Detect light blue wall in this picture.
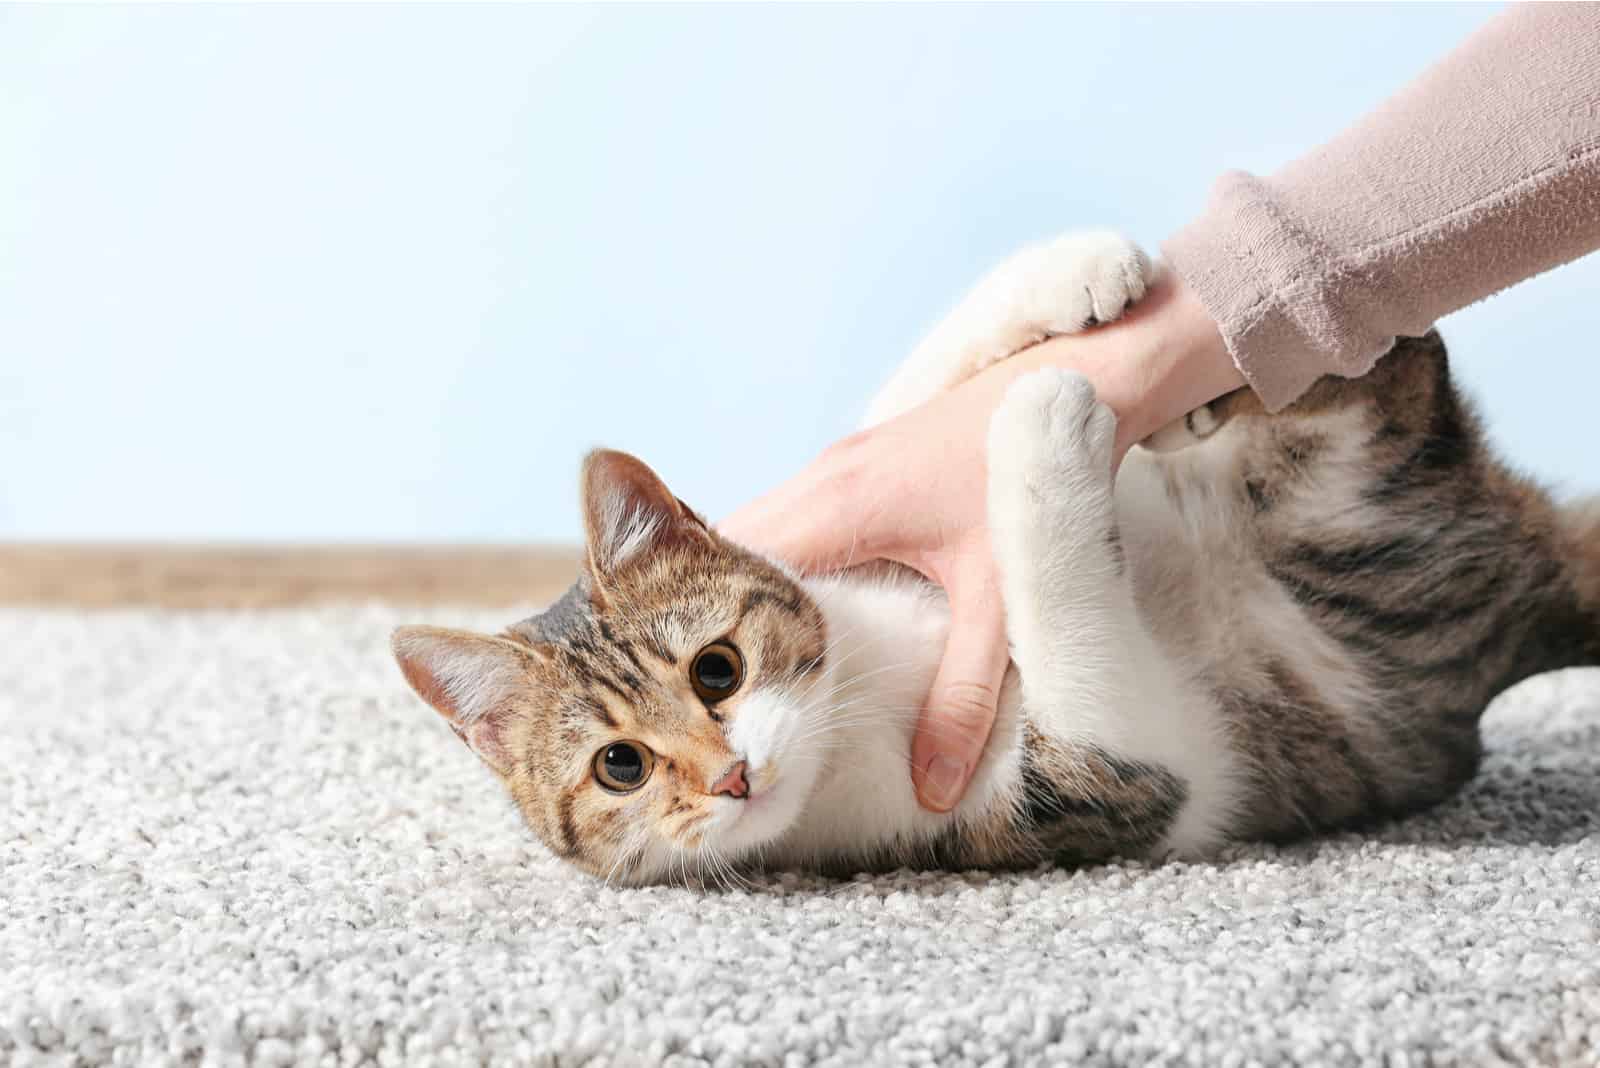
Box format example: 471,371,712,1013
3,2,1594,542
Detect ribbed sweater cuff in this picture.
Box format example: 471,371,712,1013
1163,171,1392,413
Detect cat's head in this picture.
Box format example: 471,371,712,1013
392,449,832,884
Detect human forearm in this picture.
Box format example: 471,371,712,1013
1164,3,1600,410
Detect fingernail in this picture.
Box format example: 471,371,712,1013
921,754,968,811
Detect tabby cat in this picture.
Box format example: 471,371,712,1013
393,233,1600,884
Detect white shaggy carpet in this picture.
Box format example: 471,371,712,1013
3,605,1599,1067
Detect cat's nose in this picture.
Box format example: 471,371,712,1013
710,760,749,799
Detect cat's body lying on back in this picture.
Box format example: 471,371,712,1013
395,233,1600,884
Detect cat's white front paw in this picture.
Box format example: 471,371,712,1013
862,231,1152,430
1002,231,1153,335
988,368,1118,495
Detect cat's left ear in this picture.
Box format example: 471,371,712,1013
391,625,546,776
580,448,710,576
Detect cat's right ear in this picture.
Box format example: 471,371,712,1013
391,625,545,777
580,448,709,578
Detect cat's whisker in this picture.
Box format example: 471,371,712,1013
700,838,739,893
786,705,922,745
677,846,696,892
704,841,751,893
601,840,633,887
816,656,920,695
615,834,652,887
784,626,870,688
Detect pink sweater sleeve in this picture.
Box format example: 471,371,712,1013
1162,4,1600,411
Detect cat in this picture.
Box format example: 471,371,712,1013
392,232,1600,885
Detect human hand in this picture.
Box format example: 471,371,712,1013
720,271,1241,812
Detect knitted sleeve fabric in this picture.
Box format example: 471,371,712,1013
1162,3,1600,411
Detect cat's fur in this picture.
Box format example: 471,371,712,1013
393,232,1600,884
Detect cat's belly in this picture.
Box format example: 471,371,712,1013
1115,443,1297,673
1114,438,1375,726
769,451,1246,873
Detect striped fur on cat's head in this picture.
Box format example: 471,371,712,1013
392,450,832,884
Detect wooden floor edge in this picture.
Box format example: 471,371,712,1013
0,545,585,609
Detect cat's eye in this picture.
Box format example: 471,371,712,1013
593,741,655,792
690,641,744,702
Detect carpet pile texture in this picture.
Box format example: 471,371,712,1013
3,606,1598,1066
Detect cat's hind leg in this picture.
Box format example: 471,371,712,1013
863,232,1152,428
986,368,1238,858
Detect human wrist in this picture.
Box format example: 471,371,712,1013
1002,267,1240,456
1120,267,1242,446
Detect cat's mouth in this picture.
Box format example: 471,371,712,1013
733,769,779,813
712,768,801,852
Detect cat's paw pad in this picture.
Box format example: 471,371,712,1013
1007,231,1153,335
989,368,1117,486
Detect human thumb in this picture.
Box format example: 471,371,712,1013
911,564,1010,812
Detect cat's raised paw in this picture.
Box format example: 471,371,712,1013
1007,231,1153,336
988,368,1118,489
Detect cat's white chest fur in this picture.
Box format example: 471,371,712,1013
744,572,1028,868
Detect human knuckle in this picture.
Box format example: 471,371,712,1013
938,682,998,724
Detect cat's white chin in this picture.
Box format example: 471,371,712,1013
712,687,830,860
709,777,805,859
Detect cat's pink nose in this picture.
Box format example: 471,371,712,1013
711,760,749,799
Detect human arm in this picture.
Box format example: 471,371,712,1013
1166,2,1600,410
